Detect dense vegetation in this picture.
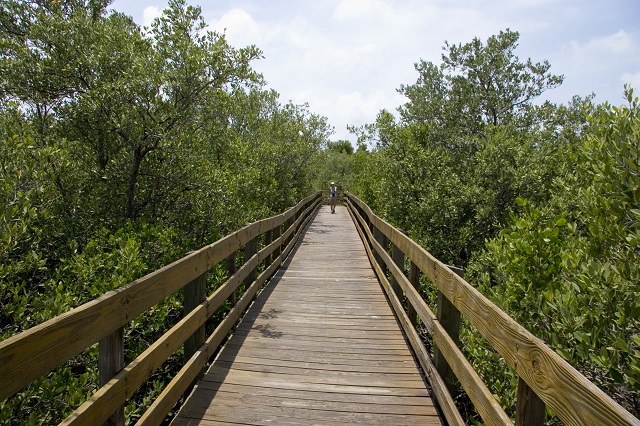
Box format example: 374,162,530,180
1,0,638,424
1,0,330,423
345,30,639,421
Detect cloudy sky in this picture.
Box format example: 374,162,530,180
110,0,640,142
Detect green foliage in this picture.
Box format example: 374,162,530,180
1,0,330,422
466,88,640,417
352,30,576,267
351,27,638,420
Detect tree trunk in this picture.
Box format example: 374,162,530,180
126,144,143,220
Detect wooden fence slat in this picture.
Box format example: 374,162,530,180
516,377,546,426
98,328,124,426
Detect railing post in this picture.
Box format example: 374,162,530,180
184,273,207,380
273,221,282,262
434,267,463,393
99,328,124,426
244,237,258,290
226,251,237,307
285,216,294,248
264,229,273,266
391,244,404,298
407,261,420,327
516,377,546,426
372,227,388,276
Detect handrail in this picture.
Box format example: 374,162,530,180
345,192,640,426
0,192,322,425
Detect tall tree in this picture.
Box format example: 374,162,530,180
353,29,572,266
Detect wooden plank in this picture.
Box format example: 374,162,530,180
98,328,124,426
347,198,510,425
172,205,441,425
186,382,433,406
213,355,420,374
198,372,430,397
182,390,439,416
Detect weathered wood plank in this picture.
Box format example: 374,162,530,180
171,206,441,425
187,382,434,406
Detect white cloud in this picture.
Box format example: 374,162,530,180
332,0,397,22
210,8,263,47
544,30,640,103
621,72,640,90
572,30,636,56
142,6,162,28
113,1,639,142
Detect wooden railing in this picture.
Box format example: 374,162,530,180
0,192,322,425
345,192,640,426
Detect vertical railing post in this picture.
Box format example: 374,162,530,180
244,237,258,300
407,261,420,327
226,251,237,307
273,220,282,262
264,229,273,266
184,273,207,381
391,244,404,298
372,227,388,276
434,267,462,393
99,328,124,426
285,216,294,249
516,377,546,426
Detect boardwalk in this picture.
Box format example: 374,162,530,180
172,205,442,425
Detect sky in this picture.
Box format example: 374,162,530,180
110,0,640,142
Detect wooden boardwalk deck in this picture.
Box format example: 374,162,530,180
171,205,442,425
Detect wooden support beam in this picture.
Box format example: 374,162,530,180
226,252,237,307
183,273,207,377
99,327,124,426
434,268,463,394
263,229,273,266
407,262,420,328
391,243,404,298
516,377,546,426
372,227,388,277
244,237,258,303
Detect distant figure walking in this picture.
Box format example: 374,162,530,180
329,182,338,213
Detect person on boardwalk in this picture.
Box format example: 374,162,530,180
329,182,338,213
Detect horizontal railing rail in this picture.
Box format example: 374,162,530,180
0,192,322,425
345,192,639,426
